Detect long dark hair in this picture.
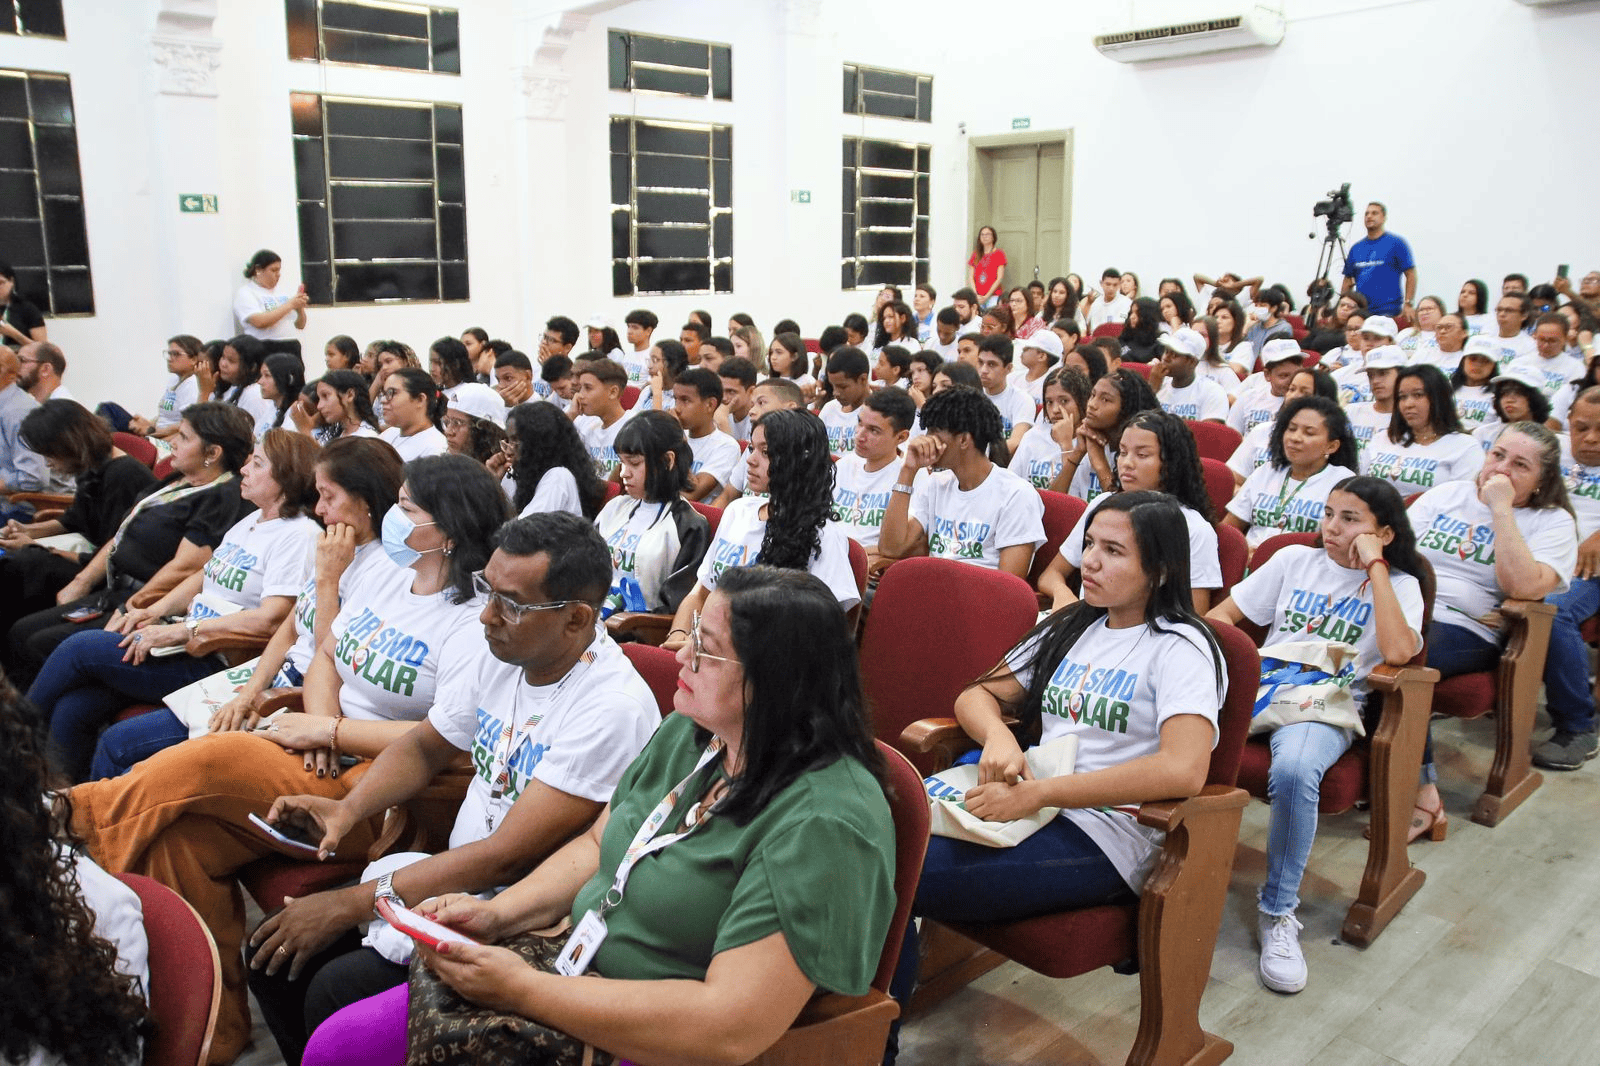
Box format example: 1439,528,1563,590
0,671,149,1064
429,337,475,390
1120,297,1162,349
1492,378,1552,425
1097,368,1162,450
318,369,379,435
1457,278,1489,318
262,353,305,429
754,409,834,570
1044,276,1078,322
506,402,606,519
21,399,112,474
710,567,886,825
988,492,1225,730
223,335,266,405
1328,476,1424,580
404,454,512,603
613,410,691,502
1267,396,1360,473
317,436,404,532
1389,364,1466,445
1114,411,1216,522
326,334,360,371
389,367,445,430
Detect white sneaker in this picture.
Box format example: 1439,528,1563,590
1257,911,1307,993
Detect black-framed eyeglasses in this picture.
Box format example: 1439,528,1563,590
471,571,575,622
688,610,740,673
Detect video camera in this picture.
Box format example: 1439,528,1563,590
1313,183,1353,228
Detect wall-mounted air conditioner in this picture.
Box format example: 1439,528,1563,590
1513,0,1583,6
1094,6,1286,63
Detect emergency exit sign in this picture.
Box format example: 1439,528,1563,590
1011,117,1031,130
790,190,811,204
179,194,219,213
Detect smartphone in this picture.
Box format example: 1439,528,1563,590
375,896,479,950
247,812,321,855
1558,264,1570,280
64,606,104,623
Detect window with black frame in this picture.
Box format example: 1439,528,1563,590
841,137,928,291
291,92,468,304
610,116,731,297
608,30,730,100
285,0,459,73
0,69,93,315
842,64,931,122
1,0,65,38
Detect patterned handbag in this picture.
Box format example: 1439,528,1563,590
406,920,616,1066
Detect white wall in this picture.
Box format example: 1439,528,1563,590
7,0,1598,408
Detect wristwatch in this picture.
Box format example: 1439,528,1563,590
185,616,201,639
373,871,402,916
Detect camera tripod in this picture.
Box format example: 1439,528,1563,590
1308,221,1348,311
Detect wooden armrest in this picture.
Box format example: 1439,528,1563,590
897,715,1024,776
605,612,675,646
186,630,271,665
8,491,75,509
367,752,475,860
1136,783,1249,833
746,989,898,1066
256,687,304,715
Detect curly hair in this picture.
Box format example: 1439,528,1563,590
1096,368,1162,449
1114,410,1216,522
753,409,834,571
919,384,1010,466
1267,396,1361,474
506,402,607,519
0,671,148,1063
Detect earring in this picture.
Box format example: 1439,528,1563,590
444,546,454,557
204,459,212,467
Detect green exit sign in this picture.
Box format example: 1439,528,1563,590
790,189,811,204
179,194,219,214
1011,117,1031,130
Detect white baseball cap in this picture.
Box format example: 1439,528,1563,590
1157,327,1205,361
584,313,610,331
1260,338,1305,367
1494,365,1546,393
447,383,508,428
1362,344,1406,370
1021,330,1065,360
1461,335,1500,360
1360,315,1398,340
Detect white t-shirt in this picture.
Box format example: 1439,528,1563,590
1471,419,1509,452
985,383,1038,437
1063,492,1222,591
1009,368,1051,406
1010,421,1067,490
1006,617,1222,891
233,382,277,436
1230,544,1424,702
831,454,921,551
818,400,860,457
380,425,449,461
1454,385,1497,429
1226,463,1358,549
429,631,660,848
695,495,860,610
1561,437,1600,542
155,373,200,430
1157,376,1230,422
190,513,319,622
1464,313,1493,336
1225,387,1283,437
1486,333,1537,369
1086,294,1132,332
574,410,634,479
1067,444,1117,502
1344,402,1393,456
1411,479,1577,642
1360,432,1484,493
687,429,741,491
233,280,300,340
1226,422,1273,479
328,561,487,721
629,383,675,412
1506,352,1584,401
727,411,752,444
1220,341,1255,379
518,466,583,518
1331,360,1374,406
616,348,651,388
909,465,1045,569
283,540,389,680
1196,360,1244,396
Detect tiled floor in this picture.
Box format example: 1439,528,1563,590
236,714,1600,1066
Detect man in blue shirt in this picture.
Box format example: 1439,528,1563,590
0,346,47,521
1341,201,1416,320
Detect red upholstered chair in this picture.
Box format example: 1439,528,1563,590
622,642,680,716
1213,521,1248,601
902,621,1258,1066
116,872,222,1066
1028,490,1088,591
1231,532,1440,945
1092,322,1124,340
602,480,622,504
858,557,1039,751
621,384,640,409
804,338,822,356
115,431,159,468
153,455,175,481
689,501,722,540
1200,457,1236,518
608,505,723,645
1284,314,1306,333
1122,360,1152,380
1187,420,1242,464
1300,350,1322,369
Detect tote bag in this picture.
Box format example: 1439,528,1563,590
924,734,1078,848
1250,639,1362,736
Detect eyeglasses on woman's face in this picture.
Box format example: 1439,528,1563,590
688,610,740,673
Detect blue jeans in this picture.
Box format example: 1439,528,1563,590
1421,620,1502,785
885,815,1133,1062
89,707,190,780
1543,578,1600,735
1259,721,1353,915
26,627,220,781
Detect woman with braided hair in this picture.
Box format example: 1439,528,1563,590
663,409,858,649
0,669,148,1065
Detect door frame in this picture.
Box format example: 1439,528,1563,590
967,129,1074,286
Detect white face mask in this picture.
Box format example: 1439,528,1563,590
1255,305,1273,320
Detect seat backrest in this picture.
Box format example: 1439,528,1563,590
871,742,931,993
1300,350,1321,368
1213,521,1249,600
1200,457,1236,518
621,384,641,409
1206,620,1261,787
114,431,158,468
602,481,622,504
689,501,722,540
860,557,1039,748
1187,420,1243,464
621,643,679,718
1121,360,1151,380
1028,490,1087,586
153,455,175,481
115,872,220,1066
1091,322,1123,340
847,537,868,600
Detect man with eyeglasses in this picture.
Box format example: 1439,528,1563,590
246,513,660,1063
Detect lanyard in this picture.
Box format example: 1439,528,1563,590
488,643,597,801
105,474,232,586
598,739,726,918
1264,470,1312,529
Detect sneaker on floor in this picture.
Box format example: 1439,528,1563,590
1257,911,1307,994
1532,730,1600,771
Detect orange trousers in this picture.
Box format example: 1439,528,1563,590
71,732,381,1065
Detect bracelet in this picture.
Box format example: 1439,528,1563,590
891,482,914,495
666,628,689,638
330,715,342,755
1364,558,1389,575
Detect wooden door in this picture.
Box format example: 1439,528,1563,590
989,146,1037,295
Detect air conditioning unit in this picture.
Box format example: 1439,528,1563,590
1513,0,1582,6
1094,6,1286,63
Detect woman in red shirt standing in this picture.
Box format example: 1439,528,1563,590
967,226,1007,309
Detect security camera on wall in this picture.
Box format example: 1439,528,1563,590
957,121,966,135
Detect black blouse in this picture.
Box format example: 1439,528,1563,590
106,476,254,583
59,455,159,548
1,297,46,349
